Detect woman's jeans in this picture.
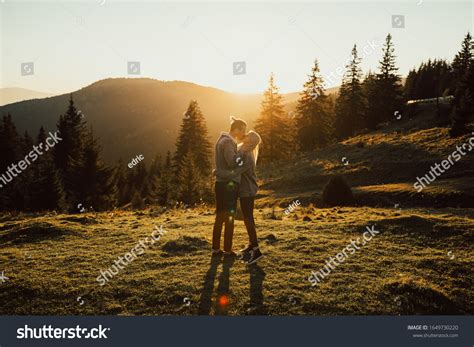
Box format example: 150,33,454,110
240,196,259,247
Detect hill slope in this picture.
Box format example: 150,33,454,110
257,110,474,209
0,78,298,163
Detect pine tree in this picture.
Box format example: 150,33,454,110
173,100,212,202
374,33,403,123
53,94,87,200
147,154,162,204
149,154,162,179
135,162,150,200
362,71,381,130
295,62,333,150
334,45,366,139
452,33,473,81
0,114,23,210
65,128,115,211
114,159,129,206
404,68,418,100
450,32,473,136
0,114,22,171
156,151,173,206
176,150,201,205
174,100,212,177
255,73,292,162
19,131,35,210
30,126,64,211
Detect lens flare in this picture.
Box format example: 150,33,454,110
218,295,229,307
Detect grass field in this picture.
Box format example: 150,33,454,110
1,205,473,315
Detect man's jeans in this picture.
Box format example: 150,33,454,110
212,181,239,252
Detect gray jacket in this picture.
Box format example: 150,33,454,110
214,132,241,183
237,149,258,198
215,147,257,197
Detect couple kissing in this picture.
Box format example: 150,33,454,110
211,117,263,265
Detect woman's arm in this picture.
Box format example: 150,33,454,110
213,152,251,179
214,165,248,179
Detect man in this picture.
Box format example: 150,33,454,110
212,117,247,257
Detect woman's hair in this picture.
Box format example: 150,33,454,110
241,130,261,164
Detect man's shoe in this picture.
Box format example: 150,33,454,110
223,250,237,258
247,248,263,265
212,249,223,257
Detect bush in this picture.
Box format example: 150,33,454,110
322,175,354,206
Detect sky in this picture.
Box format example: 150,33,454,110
1,0,472,95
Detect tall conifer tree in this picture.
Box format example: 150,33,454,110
255,73,292,162
375,33,403,122
451,32,473,136
334,45,366,139
173,100,212,203
295,62,333,150
66,128,115,211
30,126,64,211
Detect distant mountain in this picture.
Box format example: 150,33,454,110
0,78,302,164
0,88,54,106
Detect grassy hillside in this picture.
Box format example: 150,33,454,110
0,206,472,315
257,110,474,209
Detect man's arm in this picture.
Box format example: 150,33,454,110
222,138,239,168
214,161,250,179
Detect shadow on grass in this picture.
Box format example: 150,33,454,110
197,255,221,315
197,255,267,315
215,256,235,316
247,264,266,315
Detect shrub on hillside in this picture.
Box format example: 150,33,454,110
322,175,354,206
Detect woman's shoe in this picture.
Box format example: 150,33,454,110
247,248,263,265
238,245,253,261
238,245,253,254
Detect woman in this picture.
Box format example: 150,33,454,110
215,130,263,265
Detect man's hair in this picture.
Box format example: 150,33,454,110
230,116,247,132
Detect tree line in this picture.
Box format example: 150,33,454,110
0,97,213,212
254,32,474,162
1,32,472,211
